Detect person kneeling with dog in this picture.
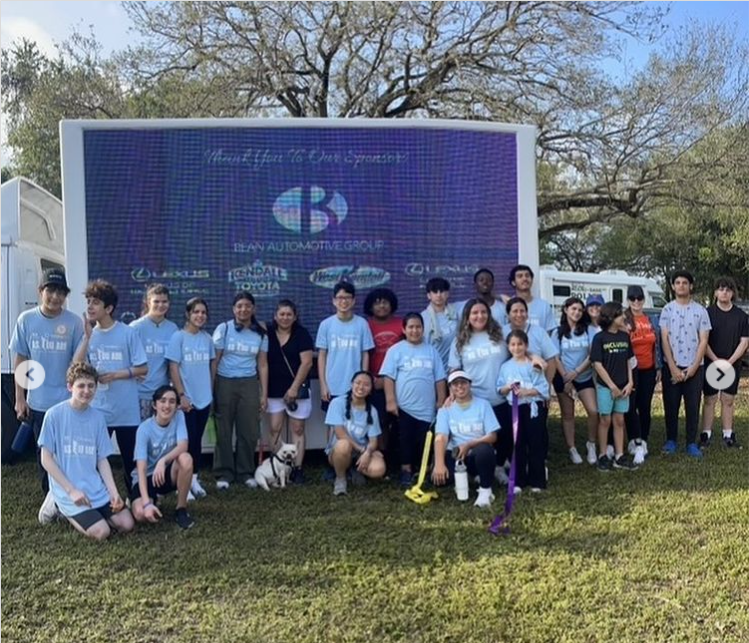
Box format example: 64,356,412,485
324,371,386,496
431,370,500,508
130,385,195,530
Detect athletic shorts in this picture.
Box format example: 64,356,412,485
129,462,177,502
596,385,630,416
704,373,740,397
69,503,114,530
267,397,312,420
552,374,595,395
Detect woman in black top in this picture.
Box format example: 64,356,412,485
266,300,314,483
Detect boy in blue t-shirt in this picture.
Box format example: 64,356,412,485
129,385,195,530
11,268,85,493
37,362,135,540
73,279,148,492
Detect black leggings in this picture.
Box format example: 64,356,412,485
397,410,431,471
444,442,497,489
185,405,211,474
514,404,548,489
625,368,657,443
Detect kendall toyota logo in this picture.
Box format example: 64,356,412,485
131,268,211,282
273,186,348,234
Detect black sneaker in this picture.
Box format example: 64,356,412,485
613,455,638,471
723,433,742,449
597,455,611,472
700,431,712,447
175,508,195,530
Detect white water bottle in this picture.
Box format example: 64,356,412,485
454,459,469,501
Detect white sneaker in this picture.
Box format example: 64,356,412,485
530,487,543,493
333,477,348,496
605,445,615,460
586,441,598,465
187,490,196,502
474,487,495,508
190,476,207,498
216,480,230,491
494,465,509,486
569,447,583,465
245,478,258,489
38,490,60,525
633,445,646,465
512,486,523,494
627,439,637,455
641,440,649,457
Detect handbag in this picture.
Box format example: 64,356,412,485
279,336,310,399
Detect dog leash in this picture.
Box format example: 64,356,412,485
489,387,520,536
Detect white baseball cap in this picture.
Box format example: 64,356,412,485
447,370,472,385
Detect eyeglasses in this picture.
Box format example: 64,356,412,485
628,296,644,302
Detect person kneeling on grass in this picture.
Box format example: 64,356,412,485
432,370,499,508
130,385,195,530
591,302,637,472
37,362,135,541
325,371,386,496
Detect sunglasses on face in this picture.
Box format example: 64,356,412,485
628,296,644,301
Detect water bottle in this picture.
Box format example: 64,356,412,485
454,459,469,501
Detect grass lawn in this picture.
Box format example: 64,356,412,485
2,389,748,643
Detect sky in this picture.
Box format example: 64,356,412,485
1,0,748,164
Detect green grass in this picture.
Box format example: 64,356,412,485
3,390,749,643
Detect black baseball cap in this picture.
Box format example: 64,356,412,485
40,268,70,293
627,285,645,300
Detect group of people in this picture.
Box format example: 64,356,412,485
10,264,747,539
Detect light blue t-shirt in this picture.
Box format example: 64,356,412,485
527,297,557,333
379,340,446,422
435,396,499,451
420,305,459,370
10,308,84,411
448,332,509,406
130,316,179,400
324,394,381,454
497,359,551,412
315,315,375,397
166,330,215,410
38,400,114,517
659,301,712,367
503,323,559,361
454,299,508,327
552,328,594,382
131,411,188,486
213,321,268,378
86,322,148,427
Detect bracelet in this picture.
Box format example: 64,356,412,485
127,367,133,379
143,502,155,510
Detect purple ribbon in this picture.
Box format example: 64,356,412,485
488,388,520,536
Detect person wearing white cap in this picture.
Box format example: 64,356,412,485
432,370,499,507
10,268,84,499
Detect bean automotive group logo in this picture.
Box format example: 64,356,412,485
273,186,348,234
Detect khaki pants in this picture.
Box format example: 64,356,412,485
213,375,260,483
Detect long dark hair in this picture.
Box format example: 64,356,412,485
557,297,590,340
233,291,266,337
345,371,375,425
455,298,503,355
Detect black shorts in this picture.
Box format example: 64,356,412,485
553,373,595,395
704,377,740,397
69,503,113,530
129,462,177,502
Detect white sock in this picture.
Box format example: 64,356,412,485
703,430,712,438
723,429,733,438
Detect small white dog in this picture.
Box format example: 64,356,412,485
254,443,298,491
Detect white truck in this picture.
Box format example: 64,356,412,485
1,177,66,460
538,267,666,318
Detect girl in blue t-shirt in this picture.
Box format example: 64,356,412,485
552,297,599,466
380,313,447,487
324,371,386,496
497,330,550,492
166,297,216,499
